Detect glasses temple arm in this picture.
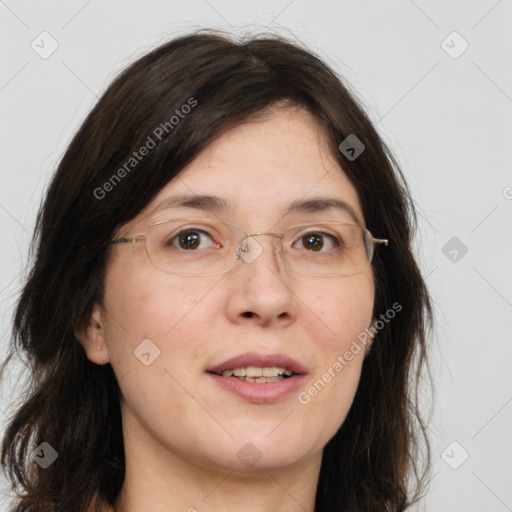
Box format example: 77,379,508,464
372,237,389,246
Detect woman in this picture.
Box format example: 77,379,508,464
1,29,434,511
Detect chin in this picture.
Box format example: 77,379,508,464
193,436,315,473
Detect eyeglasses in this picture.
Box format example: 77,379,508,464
108,218,388,277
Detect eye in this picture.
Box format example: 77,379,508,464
170,228,221,251
293,231,340,252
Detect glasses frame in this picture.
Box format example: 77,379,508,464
108,218,389,277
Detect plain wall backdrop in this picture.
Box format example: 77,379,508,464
1,1,511,510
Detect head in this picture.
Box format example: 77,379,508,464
1,29,433,512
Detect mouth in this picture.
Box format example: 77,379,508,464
205,352,308,403
206,351,308,379
209,365,297,383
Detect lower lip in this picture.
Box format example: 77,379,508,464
206,372,307,404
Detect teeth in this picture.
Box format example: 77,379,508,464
236,376,284,383
246,365,263,377
220,366,294,378
262,366,284,377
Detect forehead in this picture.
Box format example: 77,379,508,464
135,107,365,229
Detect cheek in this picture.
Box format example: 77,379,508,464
311,272,375,344
100,269,220,425
298,273,374,425
101,259,219,370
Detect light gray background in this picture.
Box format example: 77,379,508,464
1,1,511,511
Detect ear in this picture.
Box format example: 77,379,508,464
75,302,111,366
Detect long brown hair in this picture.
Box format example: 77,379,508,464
1,29,434,511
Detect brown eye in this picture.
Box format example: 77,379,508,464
178,231,200,250
295,232,338,252
302,234,323,251
172,229,214,251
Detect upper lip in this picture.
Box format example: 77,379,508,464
207,352,308,375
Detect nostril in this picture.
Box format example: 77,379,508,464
243,311,254,318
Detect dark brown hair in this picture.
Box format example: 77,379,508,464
1,29,434,512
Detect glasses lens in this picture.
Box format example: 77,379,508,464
283,222,372,277
145,219,240,276
143,219,375,277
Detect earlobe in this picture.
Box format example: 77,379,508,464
75,303,111,366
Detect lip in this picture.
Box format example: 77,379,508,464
206,352,309,376
206,352,308,404
206,372,307,404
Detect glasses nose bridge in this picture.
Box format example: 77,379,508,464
235,231,284,263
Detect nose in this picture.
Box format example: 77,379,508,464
225,234,298,328
235,233,282,265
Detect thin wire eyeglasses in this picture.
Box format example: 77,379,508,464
108,218,389,277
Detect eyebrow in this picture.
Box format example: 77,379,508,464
146,194,363,225
286,197,363,225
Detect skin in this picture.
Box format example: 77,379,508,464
78,106,375,512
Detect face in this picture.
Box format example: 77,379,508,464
81,106,375,476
